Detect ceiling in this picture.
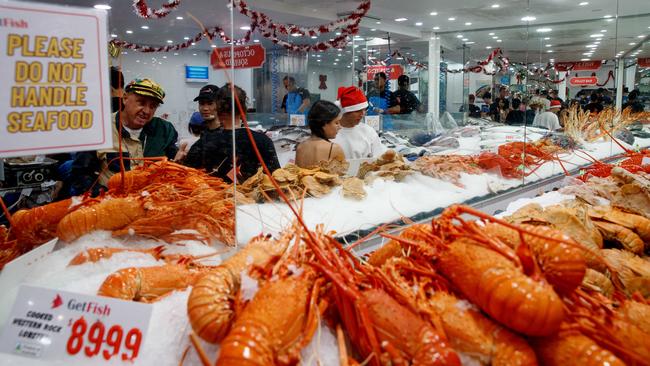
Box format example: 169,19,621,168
15,0,650,67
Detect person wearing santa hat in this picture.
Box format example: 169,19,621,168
333,86,387,159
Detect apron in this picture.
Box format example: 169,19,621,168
368,95,393,130
286,92,304,115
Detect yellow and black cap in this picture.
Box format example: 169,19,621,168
124,78,165,104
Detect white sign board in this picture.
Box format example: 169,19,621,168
289,114,306,127
0,1,112,158
365,115,381,132
0,285,152,363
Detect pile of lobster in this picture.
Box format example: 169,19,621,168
0,159,236,269
477,141,569,179
77,197,649,365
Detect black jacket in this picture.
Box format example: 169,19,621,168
185,128,280,182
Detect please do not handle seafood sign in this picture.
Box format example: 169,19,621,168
0,1,113,158
0,285,151,364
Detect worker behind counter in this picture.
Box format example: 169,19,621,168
174,84,220,162
66,78,179,196
281,76,311,115
390,75,424,115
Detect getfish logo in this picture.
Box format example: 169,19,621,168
0,18,28,28
51,294,63,309
68,299,111,317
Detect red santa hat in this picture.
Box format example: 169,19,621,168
336,86,368,113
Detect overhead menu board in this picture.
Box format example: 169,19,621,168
0,1,112,158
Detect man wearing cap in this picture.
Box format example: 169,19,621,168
68,78,179,195
390,75,424,115
533,99,562,131
175,85,221,162
333,86,387,159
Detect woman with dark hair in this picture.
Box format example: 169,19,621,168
185,84,280,182
295,100,345,168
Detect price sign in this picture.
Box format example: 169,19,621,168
289,114,306,127
0,285,151,363
365,115,382,132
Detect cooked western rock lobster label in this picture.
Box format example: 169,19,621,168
0,285,151,363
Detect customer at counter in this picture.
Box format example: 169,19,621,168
333,86,387,159
68,78,179,196
533,99,562,131
295,100,346,168
174,85,220,162
460,94,481,118
505,98,525,125
281,76,311,115
390,75,423,114
185,84,280,182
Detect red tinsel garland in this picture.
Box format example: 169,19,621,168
233,0,370,38
133,0,181,19
112,24,255,53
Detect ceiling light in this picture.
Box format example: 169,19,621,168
586,44,598,48
173,52,178,55
141,25,149,30
253,39,260,43
603,14,613,18
629,42,636,45
489,32,495,36
433,26,440,30
317,59,321,62
191,42,196,45
333,63,337,65
448,17,456,21
93,4,111,10
370,28,376,31
521,16,536,22
395,18,407,22
547,50,553,53
166,40,173,44
595,38,602,41
210,45,216,48
338,53,342,56
544,37,551,40
430,11,438,16
466,41,475,44
590,34,603,38
465,22,472,26
546,44,552,47
600,29,607,32
486,46,492,49
579,1,589,5
549,58,555,62
183,37,190,40
583,52,592,55
176,16,183,20
491,4,500,8
192,53,197,56
396,57,404,60
594,41,600,44
456,34,463,38
492,36,498,39
291,33,301,37
376,21,381,24
462,38,468,41
335,58,340,61
240,26,251,30
605,18,614,22
536,28,552,33
581,58,591,61
310,35,317,39
126,30,133,34
415,22,423,26
496,39,502,42
110,34,117,38
638,35,646,38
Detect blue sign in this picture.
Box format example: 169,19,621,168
185,65,209,82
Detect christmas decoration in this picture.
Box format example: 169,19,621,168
133,0,181,19
360,50,428,70
319,74,328,90
233,0,370,38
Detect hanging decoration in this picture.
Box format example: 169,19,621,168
318,75,328,90
359,50,428,70
111,24,256,53
133,0,181,19
442,48,509,75
596,70,615,86
233,0,370,38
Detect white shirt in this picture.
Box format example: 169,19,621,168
533,111,561,131
333,123,387,159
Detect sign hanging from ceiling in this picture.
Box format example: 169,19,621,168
211,44,266,70
0,1,112,158
639,58,650,68
367,65,404,80
554,60,602,72
569,76,598,86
